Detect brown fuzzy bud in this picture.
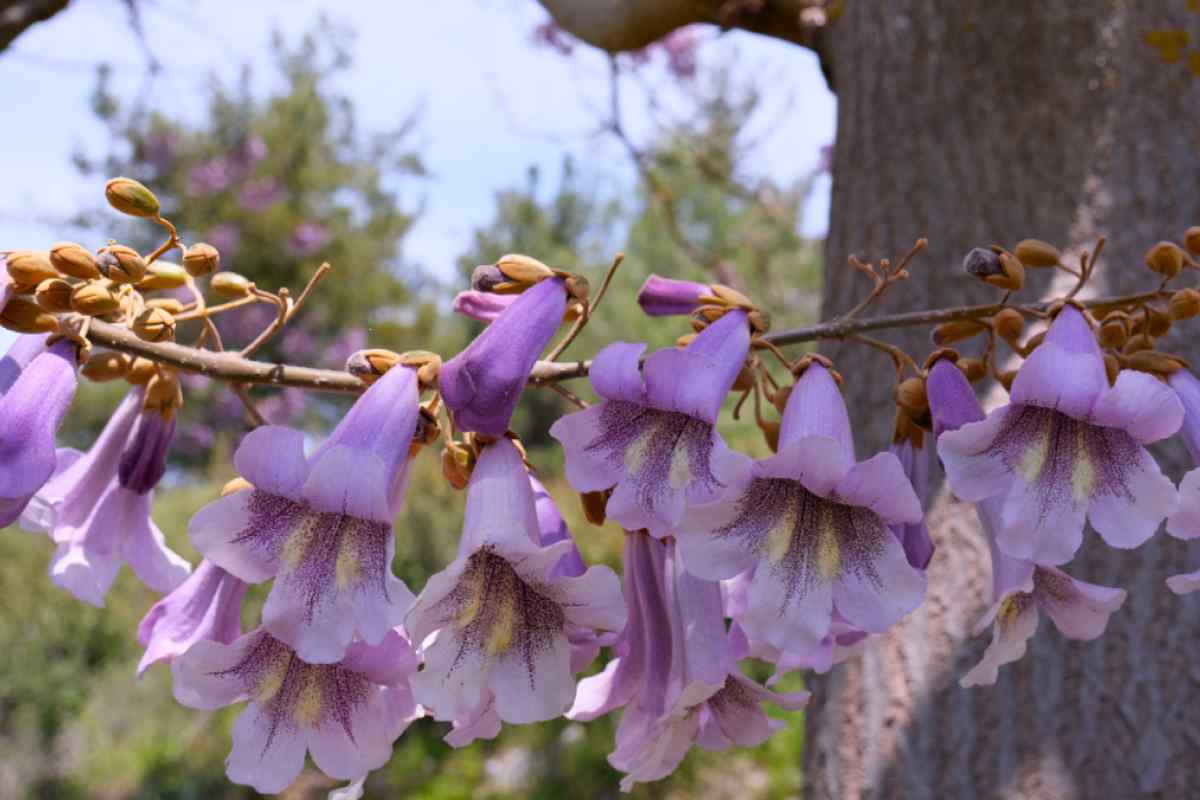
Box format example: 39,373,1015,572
210,271,252,297
770,384,792,414
346,348,402,384
1146,306,1173,338
132,307,177,342
580,490,609,526
1185,226,1200,256
34,278,74,313
1145,241,1184,279
564,274,589,304
126,357,158,385
49,242,101,280
396,350,442,389
932,319,989,345
1124,350,1187,377
104,177,160,218
0,297,58,333
963,247,1003,280
80,351,131,382
1124,333,1156,354
183,243,220,278
760,419,780,453
709,284,756,310
958,357,987,382
992,308,1025,341
6,250,57,287
1014,238,1062,268
1098,314,1130,349
221,477,253,497
1104,353,1120,385
1170,288,1200,320
146,297,185,314
97,245,147,284
144,369,183,416
441,445,472,490
496,253,554,284
676,332,697,348
895,376,929,413
138,261,188,291
990,252,1025,291
70,280,122,316
997,369,1017,392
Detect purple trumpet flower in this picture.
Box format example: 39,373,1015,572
138,559,248,676
452,290,518,323
0,333,46,396
23,389,191,605
675,361,927,662
189,364,421,664
939,305,1182,565
550,309,752,537
927,357,1126,686
569,532,807,792
405,439,625,728
889,434,936,569
172,627,421,794
0,339,78,527
1164,370,1200,592
636,274,707,317
439,276,567,435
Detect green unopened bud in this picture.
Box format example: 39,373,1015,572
49,241,101,280
210,271,252,297
183,242,220,277
97,245,148,284
105,177,160,218
138,261,188,290
6,250,57,287
0,297,58,333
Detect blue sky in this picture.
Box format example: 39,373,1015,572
0,0,834,347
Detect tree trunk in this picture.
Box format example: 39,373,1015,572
812,2,1200,798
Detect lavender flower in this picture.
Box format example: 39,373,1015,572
189,365,421,663
939,305,1182,565
289,222,330,257
172,627,420,794
636,275,706,317
675,361,927,662
888,435,936,569
440,277,567,436
23,389,190,605
406,439,625,727
0,333,46,396
550,309,752,537
0,340,78,527
1163,370,1200,592
237,178,283,212
138,559,248,676
452,290,518,323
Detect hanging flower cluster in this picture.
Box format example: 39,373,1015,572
4,178,1200,793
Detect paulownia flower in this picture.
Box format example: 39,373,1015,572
189,364,420,663
889,435,935,569
138,559,248,676
550,309,751,537
675,361,926,662
451,289,517,323
926,357,1126,687
939,305,1182,565
440,276,567,435
406,438,625,728
636,274,707,317
0,339,77,527
569,532,807,792
172,627,420,794
24,388,190,605
1164,370,1200,593
0,333,45,396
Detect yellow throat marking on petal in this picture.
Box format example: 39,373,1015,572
455,569,486,629
1071,426,1095,504
256,660,288,704
766,493,799,565
292,669,324,726
1016,430,1051,484
668,440,693,489
816,505,841,579
335,521,361,590
623,424,657,476
282,512,319,571
484,587,518,657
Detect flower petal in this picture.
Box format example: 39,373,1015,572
559,564,627,632
642,309,749,424
188,491,276,583
226,704,308,794
1167,568,1200,595
549,403,623,492
778,362,855,461
754,436,849,496
1035,568,1125,640
960,595,1040,688
489,633,575,723
1168,468,1200,540
832,533,926,632
835,451,923,524
171,636,255,710
995,482,1086,566
589,341,647,404
1090,370,1183,444
1086,447,1177,550
302,447,391,524
937,409,1016,502
307,692,395,783
233,425,308,498
119,490,191,593
1011,305,1107,419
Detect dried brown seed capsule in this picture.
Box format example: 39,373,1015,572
105,177,160,218
183,243,220,278
992,308,1025,341
70,280,122,316
97,244,148,284
1013,239,1062,268
6,250,57,286
1185,226,1200,256
1104,354,1120,385
932,319,989,345
146,297,185,314
210,271,252,297
958,357,987,382
126,357,158,385
1145,241,1184,279
132,307,177,342
0,297,58,333
1146,306,1173,338
49,242,101,280
580,490,609,526
1170,288,1200,320
1125,350,1187,377
80,350,131,382
1124,333,1156,354
496,253,554,284
895,376,929,413
34,278,74,313
138,261,188,291
1098,314,1130,349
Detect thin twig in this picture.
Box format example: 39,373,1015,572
544,253,625,362
232,384,267,426
544,381,588,410
146,215,181,265
240,289,290,358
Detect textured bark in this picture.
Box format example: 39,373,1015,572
810,2,1200,799
0,0,70,52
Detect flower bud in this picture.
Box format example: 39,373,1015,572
932,319,988,345
183,242,220,277
441,444,472,490
34,278,74,313
6,250,57,287
138,260,188,290
965,246,1024,290
80,350,131,382
470,263,506,292
496,253,555,284
1185,226,1200,256
97,244,148,284
210,271,252,297
564,273,589,304
1124,333,1156,354
0,296,58,333
895,376,929,413
675,332,697,348
992,308,1024,341
144,369,183,416
1104,353,1120,385
1098,313,1130,349
958,357,987,382
1146,305,1173,338
48,241,101,280
70,280,122,316
1145,241,1184,279
580,490,608,526
1013,238,1062,268
146,297,185,314
990,252,1025,291
747,309,770,333
1124,350,1187,377
221,477,253,496
104,177,160,218
709,283,756,310
636,274,706,317
132,307,177,342
1170,288,1200,320
346,348,402,383
126,357,158,385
